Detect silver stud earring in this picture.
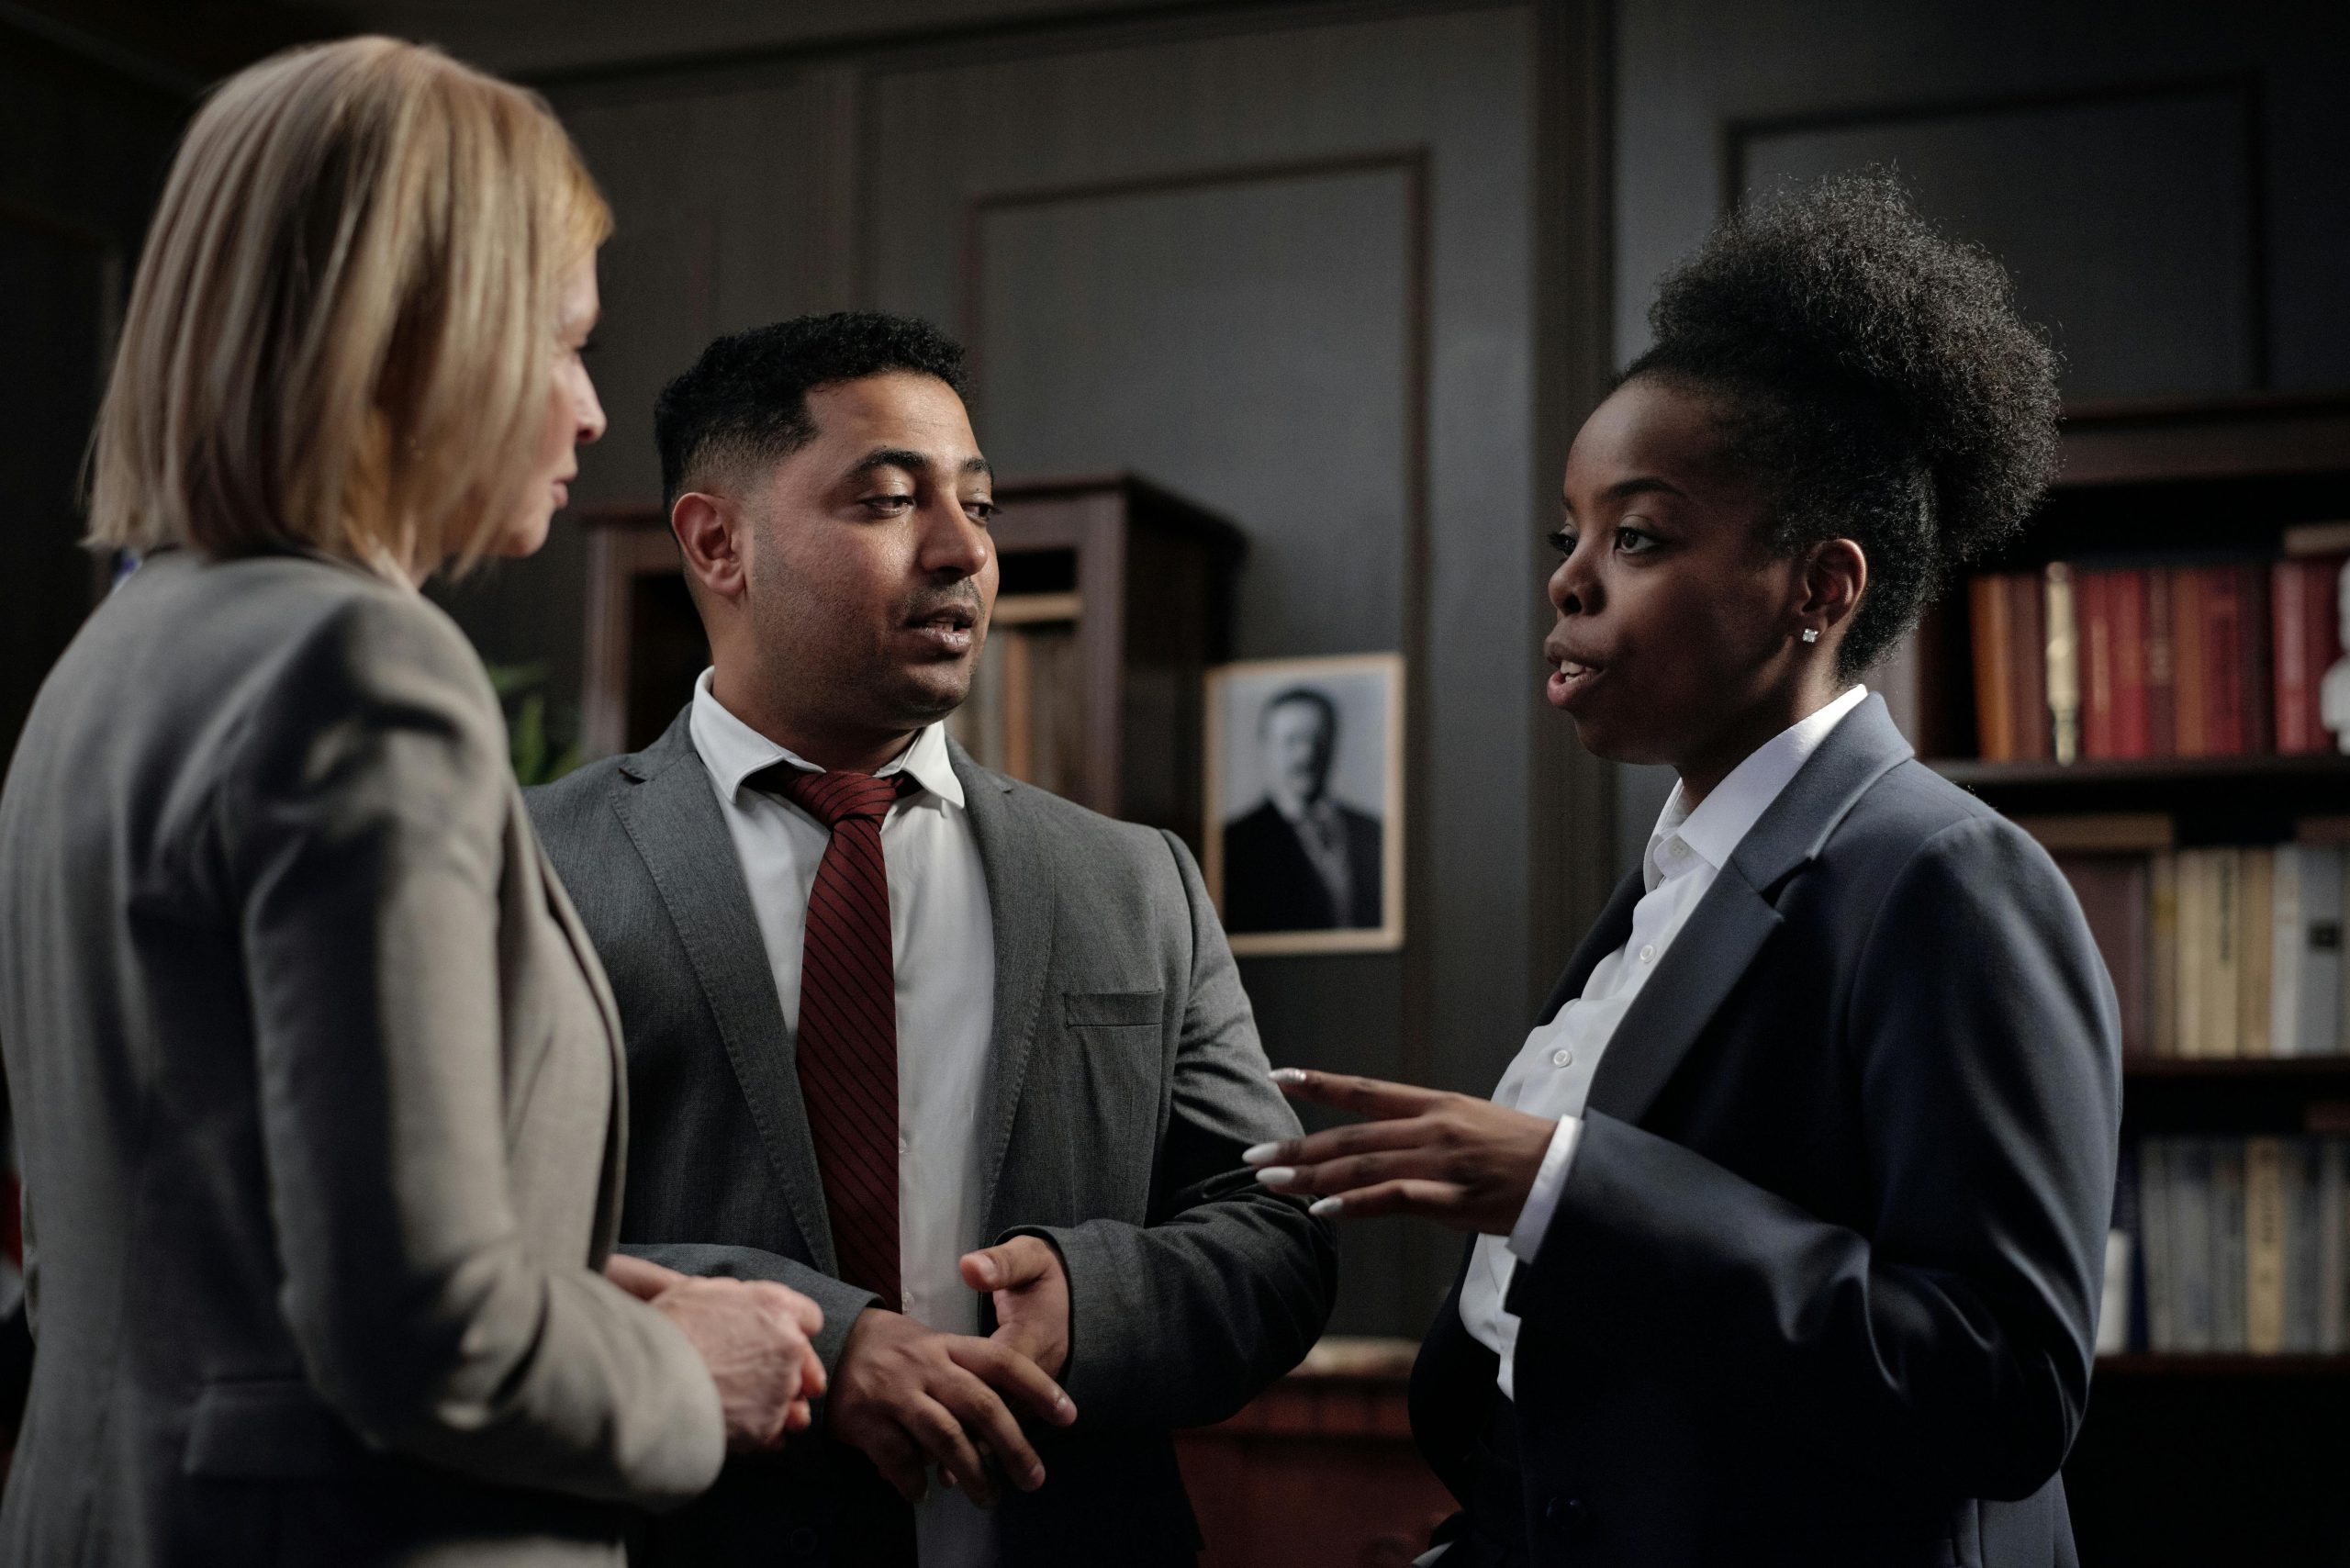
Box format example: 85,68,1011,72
1800,628,1820,644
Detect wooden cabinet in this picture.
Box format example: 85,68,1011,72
1174,1342,1452,1568
579,474,1241,846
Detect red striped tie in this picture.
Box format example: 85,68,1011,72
770,767,912,1305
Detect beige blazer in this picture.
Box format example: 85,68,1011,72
0,550,723,1566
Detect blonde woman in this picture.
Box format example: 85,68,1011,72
0,38,824,1565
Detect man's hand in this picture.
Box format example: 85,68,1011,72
607,1254,826,1450
1248,1068,1556,1234
827,1308,1077,1507
959,1237,1070,1381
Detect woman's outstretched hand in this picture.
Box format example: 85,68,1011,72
1248,1068,1558,1235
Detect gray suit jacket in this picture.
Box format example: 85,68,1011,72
0,552,724,1568
527,708,1337,1565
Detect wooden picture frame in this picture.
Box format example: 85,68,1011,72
1204,653,1404,956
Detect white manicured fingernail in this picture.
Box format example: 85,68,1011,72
1270,1067,1308,1085
1254,1166,1297,1188
1308,1197,1344,1217
1241,1142,1281,1165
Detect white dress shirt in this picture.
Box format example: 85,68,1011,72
1462,683,1868,1400
688,668,1000,1567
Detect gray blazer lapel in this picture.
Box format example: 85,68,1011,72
951,741,1058,1236
1583,695,1915,1126
609,712,838,1272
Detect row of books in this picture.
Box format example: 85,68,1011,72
2050,837,2345,1059
946,599,1087,800
1967,550,2344,764
2111,1137,2350,1356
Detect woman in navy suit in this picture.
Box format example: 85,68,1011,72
1245,173,2120,1568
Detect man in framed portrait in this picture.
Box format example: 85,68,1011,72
1221,686,1384,933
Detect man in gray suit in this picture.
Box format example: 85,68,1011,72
529,311,1336,1567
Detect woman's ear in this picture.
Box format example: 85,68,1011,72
1799,538,1869,643
671,491,746,606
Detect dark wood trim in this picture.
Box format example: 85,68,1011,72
578,505,677,759
957,149,1438,1095
1933,753,2350,789
2121,1058,2350,1081
2053,391,2350,487
1718,71,2265,211
952,147,1449,1329
956,148,1434,398
2096,1354,2350,1378
1525,0,1619,1016
0,0,200,97
1715,73,2272,392
523,0,1519,93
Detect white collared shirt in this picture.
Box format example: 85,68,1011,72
1461,683,1868,1399
688,668,999,1567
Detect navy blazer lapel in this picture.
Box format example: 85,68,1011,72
1583,695,1915,1126
608,711,838,1273
952,741,1057,1237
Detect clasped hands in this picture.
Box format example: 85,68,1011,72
824,1237,1076,1507
610,1238,1075,1503
1247,1068,1558,1234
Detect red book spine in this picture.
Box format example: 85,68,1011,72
2173,568,2208,756
2203,567,2246,756
1970,574,2015,761
2313,557,2346,753
2277,559,2314,753
2144,569,2177,757
2081,572,2115,759
2111,569,2149,757
2236,562,2273,756
2275,556,2344,755
2011,570,2052,761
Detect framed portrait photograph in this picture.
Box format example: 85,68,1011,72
1203,653,1404,956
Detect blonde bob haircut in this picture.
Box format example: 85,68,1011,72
86,36,611,576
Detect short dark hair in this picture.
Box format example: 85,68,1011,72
1624,169,2061,676
1261,686,1337,735
654,310,969,508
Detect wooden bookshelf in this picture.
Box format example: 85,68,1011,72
2096,1353,2350,1378
1889,394,2350,1565
579,474,1243,847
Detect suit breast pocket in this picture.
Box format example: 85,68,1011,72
1032,991,1168,1217
1062,989,1165,1029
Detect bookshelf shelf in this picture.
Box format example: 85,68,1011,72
1928,752,2350,835
2096,1353,2350,1378
1933,753,2350,789
2123,1057,2350,1080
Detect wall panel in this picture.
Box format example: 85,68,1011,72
864,6,1532,1333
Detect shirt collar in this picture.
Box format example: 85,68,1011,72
1643,683,1868,890
688,666,967,810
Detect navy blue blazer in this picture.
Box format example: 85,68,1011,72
1411,695,2121,1568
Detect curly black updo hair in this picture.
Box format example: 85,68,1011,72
1624,169,2061,676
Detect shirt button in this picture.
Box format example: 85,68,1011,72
901,1292,912,1311
1551,1047,1574,1069
1667,839,1687,859
1639,944,1657,963
897,1137,910,1155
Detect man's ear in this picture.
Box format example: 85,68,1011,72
672,491,746,605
